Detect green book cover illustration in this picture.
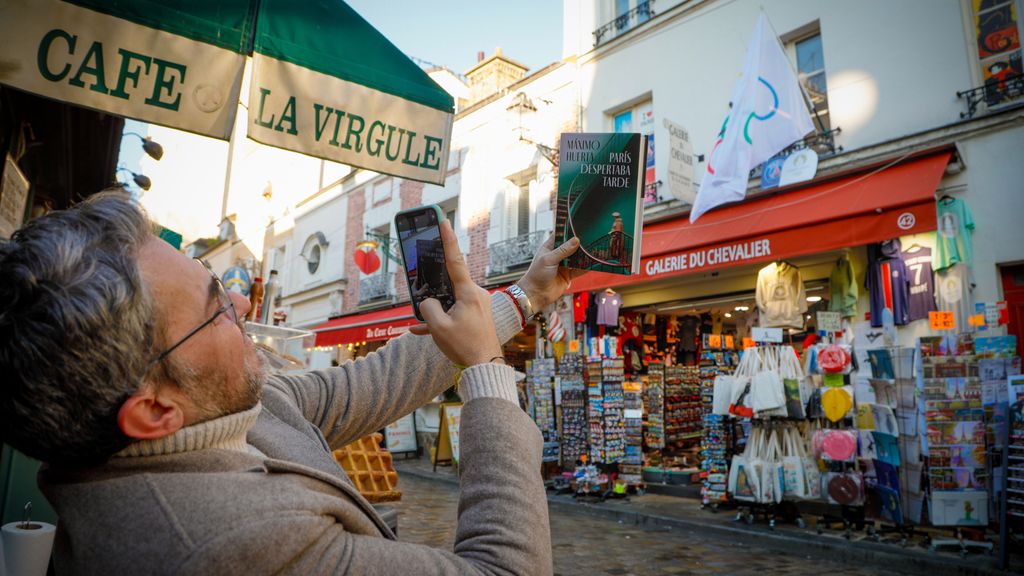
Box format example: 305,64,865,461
555,132,646,275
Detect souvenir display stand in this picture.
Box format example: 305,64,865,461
527,358,559,464
997,386,1023,569
700,346,739,508
861,347,921,545
558,354,588,468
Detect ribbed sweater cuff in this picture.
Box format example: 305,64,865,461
459,363,518,405
491,291,524,344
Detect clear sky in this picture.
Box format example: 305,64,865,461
345,0,564,75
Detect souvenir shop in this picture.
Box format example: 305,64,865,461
523,149,1022,560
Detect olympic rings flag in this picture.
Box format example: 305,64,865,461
690,13,815,223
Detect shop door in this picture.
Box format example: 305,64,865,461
1001,264,1024,359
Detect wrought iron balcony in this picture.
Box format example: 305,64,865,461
957,74,1024,119
748,127,843,182
358,274,392,304
488,230,548,276
593,0,654,47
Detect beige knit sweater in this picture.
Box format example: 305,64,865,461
39,292,553,575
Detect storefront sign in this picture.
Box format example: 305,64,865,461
929,311,956,331
778,149,818,187
663,118,695,204
644,239,772,276
364,324,410,339
0,154,29,239
384,413,417,454
0,0,244,139
817,311,843,333
249,54,452,185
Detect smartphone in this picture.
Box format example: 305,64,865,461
395,205,455,321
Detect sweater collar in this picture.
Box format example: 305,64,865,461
113,402,262,458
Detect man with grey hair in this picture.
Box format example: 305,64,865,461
0,190,581,574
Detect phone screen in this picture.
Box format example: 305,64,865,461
396,207,455,320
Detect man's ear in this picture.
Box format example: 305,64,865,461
117,386,186,440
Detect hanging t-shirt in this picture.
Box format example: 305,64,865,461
866,240,910,328
934,197,974,272
596,292,621,326
901,244,936,322
828,256,858,317
756,262,808,329
678,315,699,352
935,263,975,333
573,291,589,324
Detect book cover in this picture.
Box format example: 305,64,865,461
555,132,646,275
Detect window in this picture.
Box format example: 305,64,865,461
371,178,393,204
612,100,657,204
302,233,327,276
517,184,531,236
971,0,1023,106
306,244,321,275
795,33,831,132
505,167,535,239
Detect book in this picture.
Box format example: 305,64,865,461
555,132,646,275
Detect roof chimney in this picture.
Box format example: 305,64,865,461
477,51,485,63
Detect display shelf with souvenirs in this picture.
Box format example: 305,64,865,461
558,354,588,467
527,358,558,446
602,358,626,463
700,348,737,506
998,376,1023,570
665,366,702,450
585,360,605,464
622,380,644,485
645,362,665,451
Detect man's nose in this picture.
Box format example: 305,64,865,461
231,290,252,320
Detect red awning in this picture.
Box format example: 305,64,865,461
314,304,418,347
571,150,951,293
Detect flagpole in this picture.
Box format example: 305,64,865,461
759,9,825,135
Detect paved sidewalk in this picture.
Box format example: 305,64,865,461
393,457,1020,576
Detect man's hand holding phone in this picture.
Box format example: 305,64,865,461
408,220,503,367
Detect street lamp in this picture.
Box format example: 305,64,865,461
122,132,164,161
117,167,152,191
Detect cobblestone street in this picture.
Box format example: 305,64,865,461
390,474,882,576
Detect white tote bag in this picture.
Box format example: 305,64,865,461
712,373,735,415
751,347,786,416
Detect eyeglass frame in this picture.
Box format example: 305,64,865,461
149,259,239,368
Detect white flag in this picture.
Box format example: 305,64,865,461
691,13,815,222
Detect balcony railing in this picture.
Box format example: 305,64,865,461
488,230,548,276
359,274,392,304
957,74,1024,119
593,1,654,47
748,127,842,182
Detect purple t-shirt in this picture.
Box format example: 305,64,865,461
596,293,621,326
902,245,936,322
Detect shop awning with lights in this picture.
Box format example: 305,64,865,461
0,0,454,184
571,150,952,293
313,304,419,347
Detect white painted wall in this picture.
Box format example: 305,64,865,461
567,0,979,198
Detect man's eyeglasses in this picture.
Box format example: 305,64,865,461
150,259,238,367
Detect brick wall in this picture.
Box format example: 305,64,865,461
393,180,425,302
466,211,490,284
342,188,366,314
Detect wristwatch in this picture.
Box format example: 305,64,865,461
505,283,536,321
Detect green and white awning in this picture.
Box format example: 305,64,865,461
0,0,454,184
